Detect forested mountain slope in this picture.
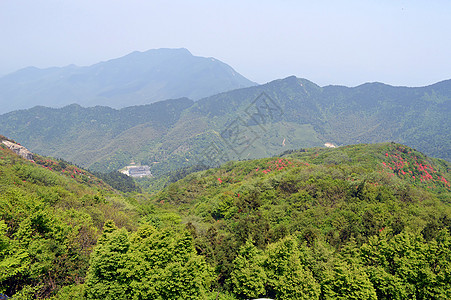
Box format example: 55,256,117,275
0,77,449,177
183,76,451,164
0,98,194,172
0,48,256,113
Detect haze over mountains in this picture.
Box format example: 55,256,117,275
1,74,449,176
0,48,255,114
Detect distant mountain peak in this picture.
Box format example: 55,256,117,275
263,76,321,91
0,48,255,114
122,48,193,59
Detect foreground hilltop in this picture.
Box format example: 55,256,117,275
1,141,450,299
149,142,450,299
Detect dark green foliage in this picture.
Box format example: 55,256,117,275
0,98,194,174
164,164,211,186
92,171,141,193
137,163,210,193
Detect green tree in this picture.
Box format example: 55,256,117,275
229,240,267,299
360,229,451,299
0,220,31,295
85,222,213,299
322,260,377,300
264,236,320,300
125,225,213,299
84,221,130,299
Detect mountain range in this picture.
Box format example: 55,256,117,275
0,48,255,114
1,76,450,177
2,48,451,299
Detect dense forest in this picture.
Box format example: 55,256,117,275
1,139,450,299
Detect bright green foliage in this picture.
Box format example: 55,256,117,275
84,223,213,300
126,225,213,299
52,284,86,300
229,240,267,299
0,144,136,298
84,222,130,299
8,284,43,300
264,236,320,300
322,260,377,300
229,237,322,300
0,221,8,255
204,291,238,300
0,187,94,297
14,164,60,186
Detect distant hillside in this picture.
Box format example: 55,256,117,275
0,48,256,113
0,77,449,176
0,98,194,172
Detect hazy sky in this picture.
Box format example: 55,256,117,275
1,0,450,86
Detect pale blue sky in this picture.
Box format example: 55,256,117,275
1,0,450,86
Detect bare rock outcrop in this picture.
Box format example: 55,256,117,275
1,140,34,160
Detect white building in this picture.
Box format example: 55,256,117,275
120,165,152,178
324,142,337,148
